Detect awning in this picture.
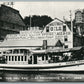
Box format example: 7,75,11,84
46,48,71,53
31,47,82,54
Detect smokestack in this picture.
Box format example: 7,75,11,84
43,40,47,49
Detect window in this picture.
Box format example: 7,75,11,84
59,27,61,30
42,55,44,60
25,56,27,61
3,52,7,54
63,25,66,31
15,56,17,61
21,56,23,61
46,55,48,60
46,26,49,32
20,49,24,53
65,45,68,48
14,49,18,54
64,38,68,41
50,27,53,31
18,56,20,61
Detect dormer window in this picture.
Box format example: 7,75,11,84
63,25,66,31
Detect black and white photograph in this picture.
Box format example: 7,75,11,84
0,0,84,82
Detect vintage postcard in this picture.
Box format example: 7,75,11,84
0,0,84,82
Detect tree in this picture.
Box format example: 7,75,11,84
23,15,53,30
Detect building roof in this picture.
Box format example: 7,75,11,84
45,18,64,27
0,5,25,27
0,39,43,47
45,18,72,31
0,39,63,47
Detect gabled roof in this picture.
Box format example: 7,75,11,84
55,40,63,47
54,18,64,23
0,5,25,26
45,18,64,27
45,18,72,31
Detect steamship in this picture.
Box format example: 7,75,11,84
0,18,84,71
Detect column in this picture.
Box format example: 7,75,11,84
44,55,46,63
47,55,49,60
27,55,29,63
13,56,15,64
17,56,18,61
19,49,20,54
27,50,29,55
20,56,21,61
7,56,9,62
27,55,28,61
13,56,15,62
1,51,3,55
12,50,13,54
37,55,38,64
10,56,12,61
23,56,25,61
6,56,8,64
32,54,34,64
7,56,9,63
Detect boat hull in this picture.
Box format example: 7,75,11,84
2,65,84,72
1,60,84,71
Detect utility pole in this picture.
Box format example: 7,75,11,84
70,10,73,48
63,16,66,22
70,10,73,32
30,15,32,28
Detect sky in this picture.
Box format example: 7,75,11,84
1,1,84,20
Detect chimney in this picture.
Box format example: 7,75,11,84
43,40,47,49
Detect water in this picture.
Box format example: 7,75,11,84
0,71,84,82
